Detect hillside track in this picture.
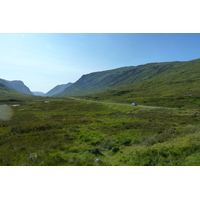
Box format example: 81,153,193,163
68,97,176,110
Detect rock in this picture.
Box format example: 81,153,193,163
94,158,102,163
28,153,37,159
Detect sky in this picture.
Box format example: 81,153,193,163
1,33,200,93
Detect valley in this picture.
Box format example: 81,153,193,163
0,58,200,166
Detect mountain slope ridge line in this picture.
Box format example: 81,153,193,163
55,58,200,98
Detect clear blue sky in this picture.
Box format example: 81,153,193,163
1,33,200,93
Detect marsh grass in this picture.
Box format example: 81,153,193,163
0,97,199,165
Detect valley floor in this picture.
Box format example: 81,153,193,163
0,97,200,166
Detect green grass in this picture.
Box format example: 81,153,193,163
57,58,200,109
56,59,200,99
0,97,199,166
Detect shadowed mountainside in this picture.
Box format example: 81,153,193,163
32,91,46,96
0,78,33,95
0,83,32,99
45,82,72,96
55,59,200,102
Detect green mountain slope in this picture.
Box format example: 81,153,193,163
0,83,32,100
45,82,73,96
83,59,200,108
0,78,33,95
56,58,200,99
55,66,138,96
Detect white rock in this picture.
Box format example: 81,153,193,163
28,153,38,159
94,158,102,163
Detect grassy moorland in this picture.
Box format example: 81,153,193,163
81,88,200,110
0,97,200,166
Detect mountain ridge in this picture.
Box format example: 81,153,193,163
32,91,45,96
73,58,200,108
45,82,73,96
0,83,32,99
0,78,33,95
55,60,189,97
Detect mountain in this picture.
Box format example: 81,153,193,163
54,66,138,97
71,58,200,109
0,78,33,95
0,83,18,96
55,58,200,106
32,91,45,96
0,83,32,100
55,61,183,97
45,82,73,96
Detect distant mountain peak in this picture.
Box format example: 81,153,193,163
0,78,33,95
32,91,45,96
45,82,73,96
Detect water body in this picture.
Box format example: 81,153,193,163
0,104,13,120
11,104,20,107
